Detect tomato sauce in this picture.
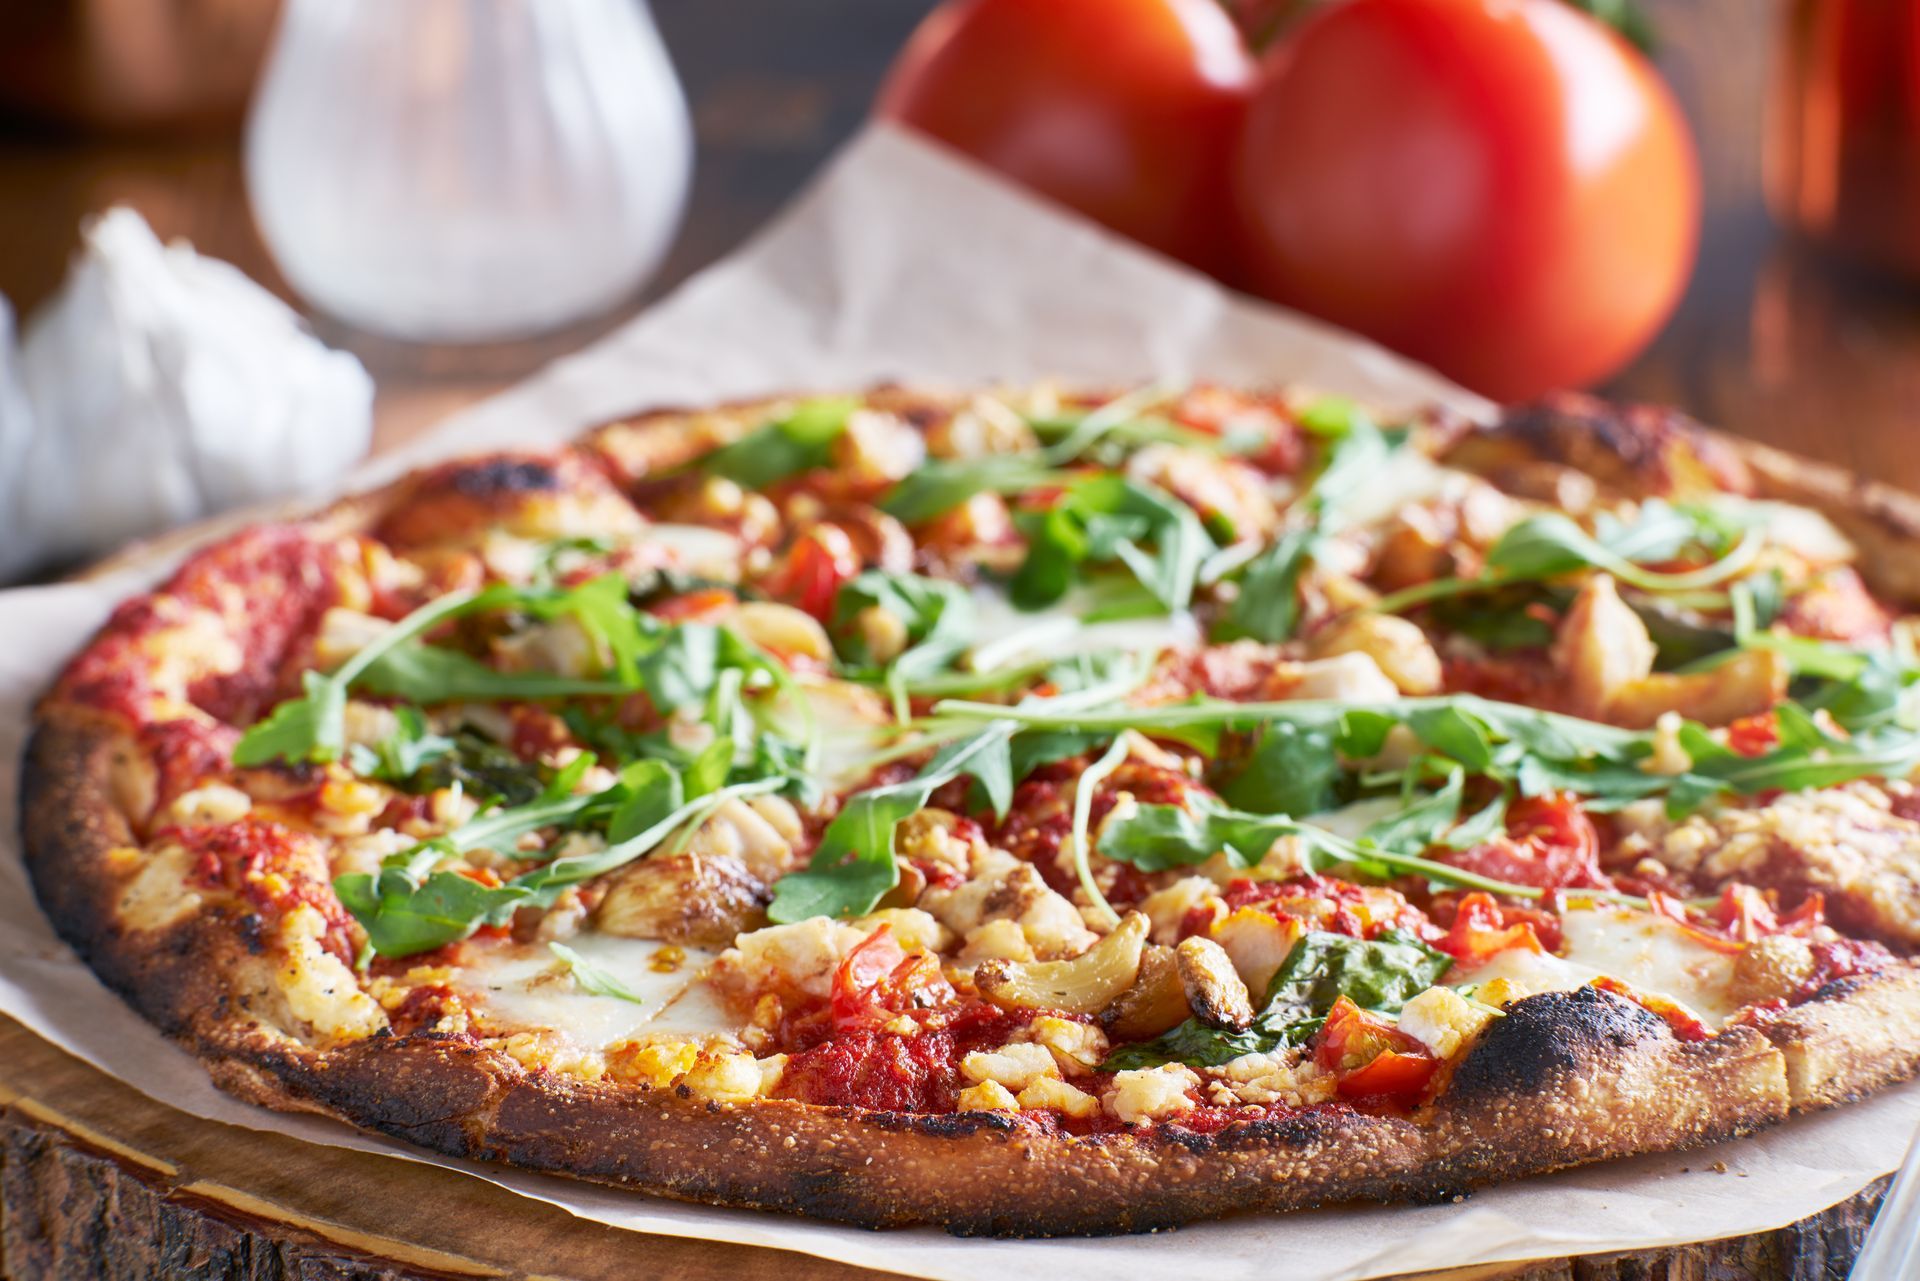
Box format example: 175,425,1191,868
778,1004,1024,1112
53,525,349,727
169,819,357,963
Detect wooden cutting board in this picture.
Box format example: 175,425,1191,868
0,1015,1891,1281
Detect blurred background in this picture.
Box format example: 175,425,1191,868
0,0,1915,478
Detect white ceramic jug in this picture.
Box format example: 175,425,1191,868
246,0,693,342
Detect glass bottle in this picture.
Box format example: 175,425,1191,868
245,0,693,342
1768,0,1920,279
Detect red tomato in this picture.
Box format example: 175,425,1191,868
764,526,862,622
1315,997,1438,1100
1232,0,1699,400
876,0,1256,274
1437,891,1545,964
829,926,956,1031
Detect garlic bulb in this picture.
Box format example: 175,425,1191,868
0,208,372,582
245,0,694,342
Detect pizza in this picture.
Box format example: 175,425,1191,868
21,383,1920,1236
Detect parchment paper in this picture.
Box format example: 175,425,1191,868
2,123,1915,1281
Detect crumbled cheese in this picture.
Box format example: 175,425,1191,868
612,1038,701,1088
1017,1076,1100,1119
958,919,1034,967
161,782,253,827
957,1081,1020,1112
1210,908,1300,998
1396,986,1494,1058
1205,1050,1335,1108
1644,712,1692,776
853,908,951,955
1104,1064,1199,1124
1139,876,1223,944
683,1050,780,1103
313,775,387,836
919,845,1096,959
961,1042,1060,1091
1022,1016,1109,1076
115,841,203,931
275,904,385,1043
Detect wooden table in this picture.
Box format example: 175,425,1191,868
1,0,1915,1275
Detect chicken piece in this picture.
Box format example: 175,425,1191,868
1554,574,1786,727
1310,613,1443,695
594,851,767,947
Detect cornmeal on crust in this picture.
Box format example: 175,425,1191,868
22,383,1920,1235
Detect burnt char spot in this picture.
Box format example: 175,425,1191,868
445,456,564,499
1448,987,1663,1101
1498,393,1754,496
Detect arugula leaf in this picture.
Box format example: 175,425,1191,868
697,398,859,489
548,942,646,1003
1374,501,1760,615
1010,474,1215,613
1103,930,1452,1069
881,456,1063,526
356,642,630,703
766,724,1015,923
1224,412,1394,642
830,570,975,682
636,623,780,713
335,866,526,959
1226,529,1314,645
340,775,786,957
346,706,456,784
1214,722,1341,815
234,577,654,768
234,669,349,769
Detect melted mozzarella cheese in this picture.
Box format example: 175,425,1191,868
641,523,745,579
964,586,1201,670
803,679,897,790
1453,907,1740,1028
1703,496,1855,564
456,936,737,1049
1304,796,1408,842
1326,450,1476,530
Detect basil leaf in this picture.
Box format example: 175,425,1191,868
1101,1020,1272,1071
698,398,859,489
1257,929,1453,1034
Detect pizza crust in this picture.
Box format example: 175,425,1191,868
24,715,1913,1233
20,389,1920,1235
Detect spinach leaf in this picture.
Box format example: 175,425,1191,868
1103,930,1453,1069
